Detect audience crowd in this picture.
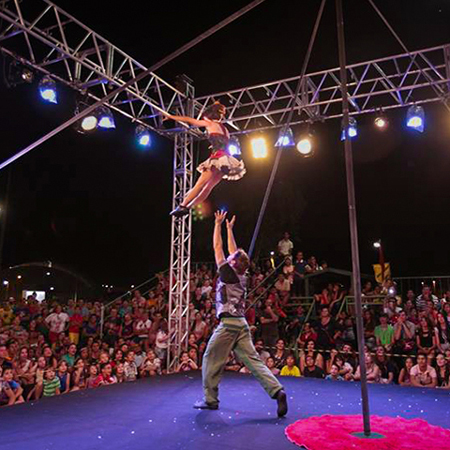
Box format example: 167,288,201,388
1,231,449,407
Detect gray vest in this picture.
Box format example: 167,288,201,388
216,266,247,318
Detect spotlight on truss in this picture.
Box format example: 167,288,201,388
296,134,314,158
341,117,358,141
374,113,388,130
251,136,268,159
38,76,58,104
5,60,34,87
81,115,98,132
228,137,241,156
136,125,151,147
275,126,295,147
97,106,116,129
406,105,425,133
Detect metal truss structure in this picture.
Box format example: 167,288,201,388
195,44,450,133
2,0,450,372
0,0,195,134
167,96,194,372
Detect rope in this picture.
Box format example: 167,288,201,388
248,0,327,258
0,0,267,171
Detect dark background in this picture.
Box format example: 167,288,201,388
0,0,449,288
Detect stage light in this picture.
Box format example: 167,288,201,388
275,127,295,147
38,76,58,104
21,69,34,83
136,125,151,147
5,60,34,87
341,117,357,140
228,137,241,156
406,105,424,132
374,114,388,130
3,280,9,286
97,106,116,129
251,137,267,159
373,241,381,249
50,287,54,291
46,272,51,276
296,134,314,157
81,115,98,132
17,275,22,280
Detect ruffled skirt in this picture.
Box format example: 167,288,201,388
197,155,246,181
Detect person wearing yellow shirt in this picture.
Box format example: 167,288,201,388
280,354,301,377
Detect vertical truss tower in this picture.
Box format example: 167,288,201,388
167,80,195,372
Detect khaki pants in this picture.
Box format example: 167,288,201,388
202,317,283,406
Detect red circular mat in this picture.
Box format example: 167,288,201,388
285,415,450,450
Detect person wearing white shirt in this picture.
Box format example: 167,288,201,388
277,232,294,257
45,305,69,343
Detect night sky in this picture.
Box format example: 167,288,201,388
0,0,450,288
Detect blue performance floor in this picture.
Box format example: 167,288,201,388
1,372,449,450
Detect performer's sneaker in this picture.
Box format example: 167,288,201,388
193,400,219,410
170,206,190,218
275,390,288,417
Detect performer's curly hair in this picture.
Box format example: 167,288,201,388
229,249,250,275
203,101,226,121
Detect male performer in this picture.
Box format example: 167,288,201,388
194,211,288,417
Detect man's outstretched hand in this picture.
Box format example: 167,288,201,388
226,215,236,229
215,210,227,225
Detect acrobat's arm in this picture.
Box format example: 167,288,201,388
226,215,238,254
166,114,209,128
213,211,227,267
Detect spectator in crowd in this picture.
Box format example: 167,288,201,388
435,313,450,353
416,285,439,311
260,299,279,349
297,322,317,348
325,364,344,381
435,353,450,388
0,366,15,406
416,317,436,362
254,339,270,364
140,349,161,377
45,305,69,344
277,232,294,259
374,346,395,384
71,358,86,391
303,355,325,379
2,367,24,404
393,311,416,354
43,367,61,397
68,306,83,345
265,357,280,376
293,252,307,297
410,353,437,388
300,339,324,373
176,352,198,372
275,274,291,296
272,339,289,370
57,360,71,394
315,307,341,352
398,357,414,386
280,354,300,377
124,351,138,382
305,256,322,274
354,353,380,383
374,314,394,351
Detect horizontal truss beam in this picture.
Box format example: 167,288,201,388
195,44,450,134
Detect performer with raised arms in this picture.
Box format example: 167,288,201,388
193,210,288,417
166,102,246,217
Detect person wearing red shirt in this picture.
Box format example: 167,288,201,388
68,306,84,345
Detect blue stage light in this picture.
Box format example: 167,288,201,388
97,106,116,129
275,126,295,147
228,137,241,156
406,105,425,132
39,76,57,104
136,125,151,147
341,117,358,141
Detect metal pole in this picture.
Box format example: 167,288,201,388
335,0,371,436
0,0,267,172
